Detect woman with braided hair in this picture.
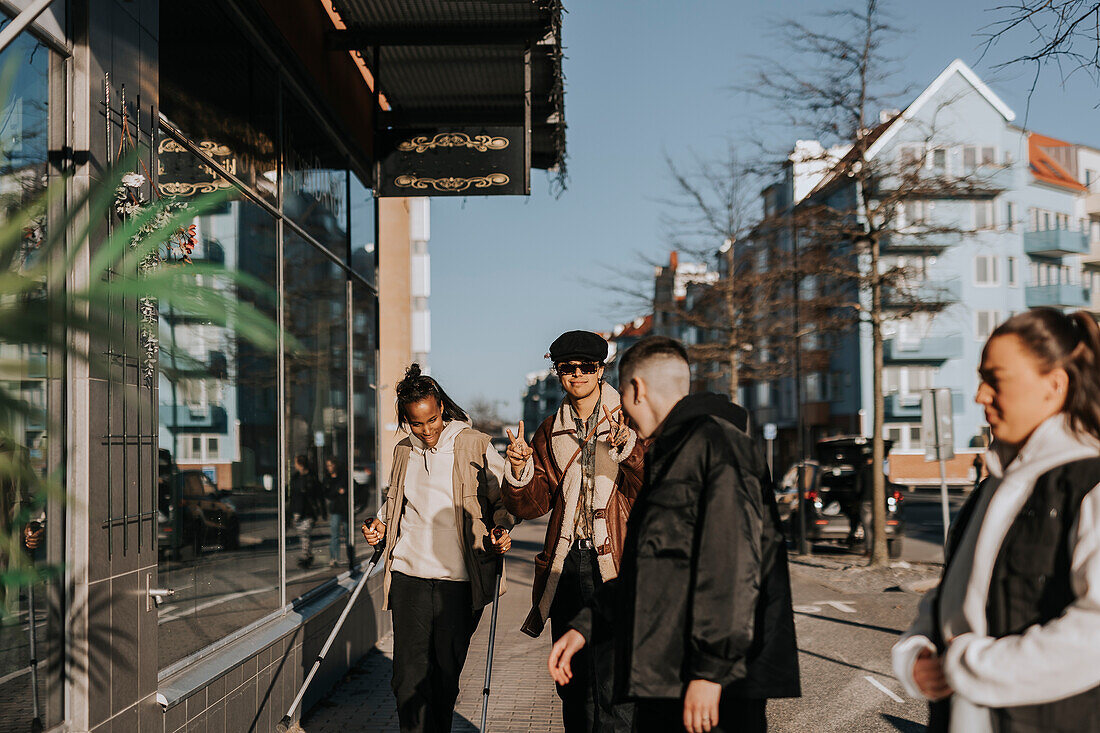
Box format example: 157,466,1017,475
893,308,1100,732
361,364,514,733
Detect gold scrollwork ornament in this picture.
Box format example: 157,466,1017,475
394,173,510,193
397,132,510,154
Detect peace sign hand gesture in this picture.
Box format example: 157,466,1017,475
604,405,630,448
506,422,533,480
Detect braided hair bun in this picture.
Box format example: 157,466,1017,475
394,363,468,428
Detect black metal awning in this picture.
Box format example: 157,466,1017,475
328,1,566,181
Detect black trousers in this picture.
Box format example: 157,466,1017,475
549,547,634,733
635,698,767,733
389,572,482,733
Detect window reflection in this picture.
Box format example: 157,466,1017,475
350,175,375,284
0,29,55,730
159,0,279,202
351,282,379,560
283,233,349,595
156,143,280,668
283,99,348,261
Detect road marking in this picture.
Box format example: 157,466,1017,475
157,567,339,624
158,585,274,624
0,666,30,686
793,600,857,614
864,676,904,703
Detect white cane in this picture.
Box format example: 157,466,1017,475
276,539,384,733
480,529,506,733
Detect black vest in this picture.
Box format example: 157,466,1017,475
929,457,1100,733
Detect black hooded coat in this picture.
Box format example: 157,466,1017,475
571,393,800,701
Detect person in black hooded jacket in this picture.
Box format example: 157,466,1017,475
549,336,800,733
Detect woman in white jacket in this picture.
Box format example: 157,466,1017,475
892,308,1100,733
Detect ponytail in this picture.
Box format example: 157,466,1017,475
1064,311,1100,441
990,308,1100,441
394,363,468,428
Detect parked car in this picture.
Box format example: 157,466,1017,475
158,467,240,558
778,436,905,558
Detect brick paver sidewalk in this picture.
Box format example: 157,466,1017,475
300,518,564,732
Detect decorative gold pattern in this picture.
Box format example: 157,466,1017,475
394,173,510,193
157,138,233,157
397,132,510,154
159,179,235,196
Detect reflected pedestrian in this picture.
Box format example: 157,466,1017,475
502,330,644,733
324,457,347,567
893,308,1100,732
548,337,800,733
362,364,513,733
971,453,984,494
289,454,323,569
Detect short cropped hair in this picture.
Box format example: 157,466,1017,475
617,336,690,385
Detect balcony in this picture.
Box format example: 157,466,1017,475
1024,228,1090,257
160,404,228,433
885,390,964,420
1083,238,1100,270
884,278,961,308
1025,283,1091,308
883,333,963,363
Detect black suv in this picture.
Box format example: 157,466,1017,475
776,436,905,557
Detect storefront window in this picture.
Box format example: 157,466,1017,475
159,0,279,203
283,99,349,262
0,27,56,729
350,174,375,285
351,280,379,559
283,233,349,596
156,142,281,668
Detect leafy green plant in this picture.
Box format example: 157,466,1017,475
0,156,284,617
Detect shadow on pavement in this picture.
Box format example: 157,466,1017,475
796,648,892,677
793,610,906,636
301,648,482,733
881,713,926,732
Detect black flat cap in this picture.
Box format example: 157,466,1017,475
548,331,608,363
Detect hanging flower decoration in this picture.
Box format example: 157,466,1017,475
110,95,196,384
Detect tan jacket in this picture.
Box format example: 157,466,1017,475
379,427,514,611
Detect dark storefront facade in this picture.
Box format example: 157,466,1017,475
0,1,564,731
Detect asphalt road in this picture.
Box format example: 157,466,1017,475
766,488,965,732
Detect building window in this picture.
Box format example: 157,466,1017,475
963,146,977,173
1007,256,1018,286
976,310,1002,341
1006,201,1016,231
932,148,947,174
975,255,1000,285
975,201,995,230
756,382,771,408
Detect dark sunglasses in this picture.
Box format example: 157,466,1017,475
554,361,600,376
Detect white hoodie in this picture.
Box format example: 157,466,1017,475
892,415,1100,732
390,421,507,582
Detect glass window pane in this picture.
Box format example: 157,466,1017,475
159,0,280,203
350,173,375,284
0,28,57,729
156,140,281,669
351,282,379,562
283,99,349,262
284,234,349,595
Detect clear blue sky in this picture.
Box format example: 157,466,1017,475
427,0,1100,420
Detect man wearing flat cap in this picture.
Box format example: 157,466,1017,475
503,330,645,732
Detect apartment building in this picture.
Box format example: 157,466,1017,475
690,59,1100,485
